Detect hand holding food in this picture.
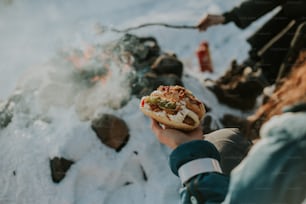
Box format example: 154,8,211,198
140,85,206,131
197,14,225,31
150,119,204,149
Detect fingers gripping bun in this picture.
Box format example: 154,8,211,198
139,85,206,131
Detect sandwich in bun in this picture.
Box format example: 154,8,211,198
140,85,205,131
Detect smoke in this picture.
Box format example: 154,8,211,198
10,41,134,121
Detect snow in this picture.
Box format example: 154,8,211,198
0,0,272,204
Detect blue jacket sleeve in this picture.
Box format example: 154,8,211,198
169,107,306,204
169,140,229,204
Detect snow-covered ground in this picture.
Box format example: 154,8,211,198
0,1,272,204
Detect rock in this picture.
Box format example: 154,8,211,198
221,114,248,130
207,85,257,110
91,114,129,152
206,66,268,111
50,157,74,183
131,71,183,98
115,34,184,99
151,53,183,78
202,115,216,134
151,73,183,88
0,100,14,129
115,34,160,70
201,105,220,134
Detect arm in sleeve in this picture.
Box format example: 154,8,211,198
223,0,283,28
169,140,229,204
222,111,306,204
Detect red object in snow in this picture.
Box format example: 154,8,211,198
196,41,213,73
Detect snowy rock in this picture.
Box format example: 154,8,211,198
91,114,129,151
151,53,183,78
0,100,13,128
50,157,74,183
115,34,160,70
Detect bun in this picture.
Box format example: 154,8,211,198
139,85,205,131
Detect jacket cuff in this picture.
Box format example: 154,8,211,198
169,140,221,177
178,158,222,184
222,12,234,25
222,11,246,28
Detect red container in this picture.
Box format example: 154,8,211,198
196,41,213,73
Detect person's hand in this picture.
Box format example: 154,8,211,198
151,119,204,149
197,14,225,32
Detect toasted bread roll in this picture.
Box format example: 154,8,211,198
140,85,205,131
